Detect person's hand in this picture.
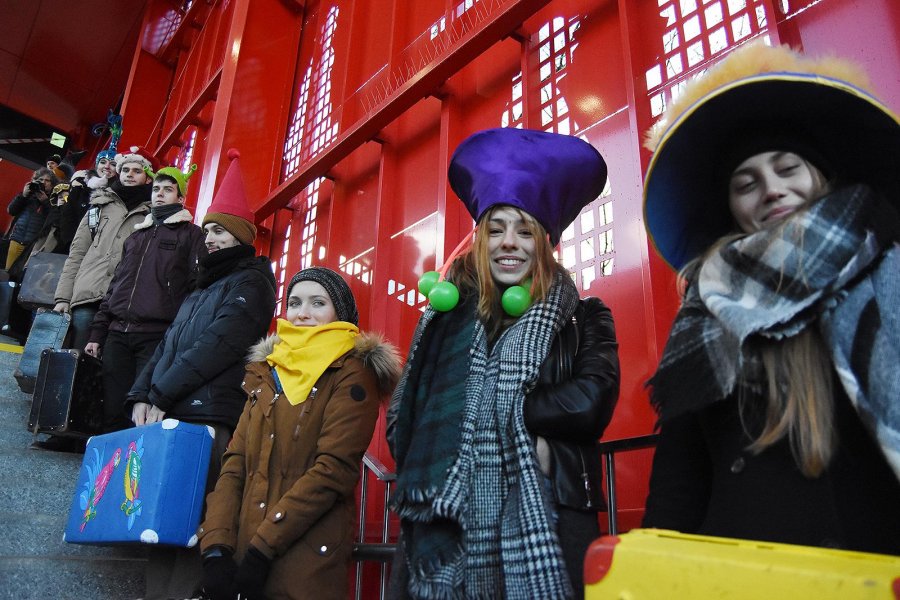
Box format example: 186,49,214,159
53,302,70,314
84,342,101,358
132,402,151,426
22,183,31,196
232,545,271,600
201,547,237,600
146,404,166,425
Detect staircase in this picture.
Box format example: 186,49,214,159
0,344,145,599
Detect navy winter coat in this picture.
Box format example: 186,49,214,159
8,193,49,245
127,254,277,430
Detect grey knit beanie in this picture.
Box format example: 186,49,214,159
288,267,359,326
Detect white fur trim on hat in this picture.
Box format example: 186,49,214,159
115,146,153,174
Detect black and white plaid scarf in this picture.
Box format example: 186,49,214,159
397,272,579,599
650,184,900,480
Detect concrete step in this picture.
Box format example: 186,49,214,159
1,556,144,599
0,347,146,599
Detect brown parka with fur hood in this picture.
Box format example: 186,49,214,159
199,330,401,600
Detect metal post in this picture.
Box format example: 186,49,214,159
603,451,617,536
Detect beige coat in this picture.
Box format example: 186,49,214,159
53,186,150,308
200,331,401,600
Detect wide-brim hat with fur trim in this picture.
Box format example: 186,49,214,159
643,42,900,271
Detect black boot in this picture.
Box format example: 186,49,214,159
30,435,86,453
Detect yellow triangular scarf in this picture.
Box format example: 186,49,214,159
266,318,358,405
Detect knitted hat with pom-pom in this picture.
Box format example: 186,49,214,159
201,149,257,245
115,145,159,174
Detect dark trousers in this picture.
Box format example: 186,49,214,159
101,330,164,432
558,506,601,600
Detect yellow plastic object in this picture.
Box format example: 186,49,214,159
585,529,900,599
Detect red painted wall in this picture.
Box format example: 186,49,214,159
0,160,34,232
113,0,900,594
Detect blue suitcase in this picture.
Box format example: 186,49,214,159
64,419,214,547
15,307,70,392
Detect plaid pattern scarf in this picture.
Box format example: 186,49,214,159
649,184,900,480
392,274,579,599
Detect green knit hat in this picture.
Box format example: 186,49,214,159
145,164,198,196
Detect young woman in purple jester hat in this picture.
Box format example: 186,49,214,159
388,127,621,599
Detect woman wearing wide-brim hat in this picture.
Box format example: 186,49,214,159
641,42,900,555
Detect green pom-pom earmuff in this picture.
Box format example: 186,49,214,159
428,281,460,312
418,271,440,297
417,271,532,316
501,284,532,317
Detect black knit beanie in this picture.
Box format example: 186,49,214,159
288,267,359,326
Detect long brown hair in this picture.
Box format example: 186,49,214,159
448,206,563,340
678,158,836,477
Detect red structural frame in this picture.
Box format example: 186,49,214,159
101,0,900,595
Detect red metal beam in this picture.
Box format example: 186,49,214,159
152,68,221,158
251,0,551,220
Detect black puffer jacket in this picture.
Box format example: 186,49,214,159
8,193,50,244
126,251,277,430
524,297,620,510
88,209,206,345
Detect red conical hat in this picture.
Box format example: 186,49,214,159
207,149,253,221
202,149,257,244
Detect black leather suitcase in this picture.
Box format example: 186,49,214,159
15,308,70,393
18,252,67,310
28,349,103,437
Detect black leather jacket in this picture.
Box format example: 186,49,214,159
524,297,620,511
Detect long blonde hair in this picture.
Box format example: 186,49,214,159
679,159,836,477
448,206,561,340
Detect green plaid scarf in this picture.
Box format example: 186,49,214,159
390,293,477,586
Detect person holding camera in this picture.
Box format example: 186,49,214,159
6,167,59,270
27,183,70,256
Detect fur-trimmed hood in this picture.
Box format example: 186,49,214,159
134,208,194,230
248,330,402,396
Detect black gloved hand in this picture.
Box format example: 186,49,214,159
201,547,237,600
232,545,272,600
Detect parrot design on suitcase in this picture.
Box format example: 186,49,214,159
79,446,122,531
120,436,144,529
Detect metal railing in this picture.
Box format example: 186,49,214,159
598,433,659,535
350,434,660,598
353,452,396,600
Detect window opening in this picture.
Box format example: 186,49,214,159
646,0,773,118
173,128,198,171
501,14,615,288
283,6,340,179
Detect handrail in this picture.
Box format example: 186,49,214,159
355,452,396,600
363,452,396,482
598,433,659,536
